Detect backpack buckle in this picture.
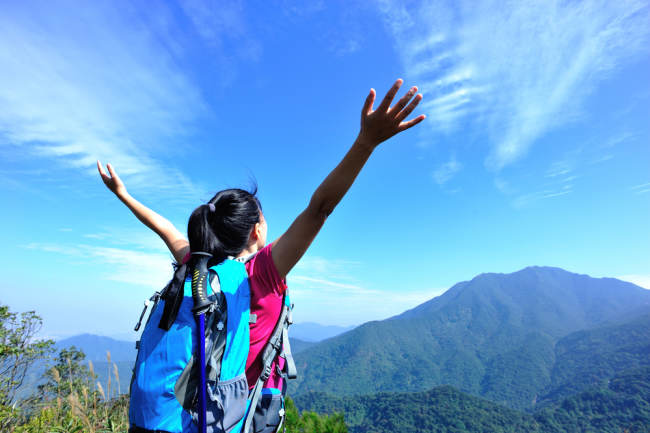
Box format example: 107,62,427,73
261,364,272,381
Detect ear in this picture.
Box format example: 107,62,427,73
250,222,261,241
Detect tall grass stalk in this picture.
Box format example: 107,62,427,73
88,360,97,417
106,351,112,401
113,362,121,396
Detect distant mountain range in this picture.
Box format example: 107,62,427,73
290,266,650,412
289,322,355,342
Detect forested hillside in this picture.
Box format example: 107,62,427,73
291,267,650,411
295,367,650,433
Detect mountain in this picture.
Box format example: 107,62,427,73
294,367,650,433
290,266,650,410
290,322,356,342
290,337,317,354
56,334,136,362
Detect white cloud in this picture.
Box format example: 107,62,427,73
179,0,261,62
0,0,254,200
377,0,650,169
617,275,650,290
288,254,448,325
432,157,462,185
289,279,446,326
512,185,573,208
630,182,650,194
545,160,574,179
23,242,174,291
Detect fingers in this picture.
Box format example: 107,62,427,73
398,114,426,132
377,79,403,113
362,88,375,117
106,163,119,180
395,93,423,123
97,160,110,181
390,86,418,116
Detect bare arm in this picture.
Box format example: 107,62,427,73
97,161,190,263
271,79,425,278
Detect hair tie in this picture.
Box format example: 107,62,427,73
208,203,215,212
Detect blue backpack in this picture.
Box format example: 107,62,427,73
128,254,297,433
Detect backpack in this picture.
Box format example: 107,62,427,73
128,254,297,433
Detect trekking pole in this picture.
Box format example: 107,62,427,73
190,252,213,433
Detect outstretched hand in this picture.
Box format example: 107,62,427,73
97,160,126,197
359,79,425,147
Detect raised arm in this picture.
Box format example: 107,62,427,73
271,79,425,278
97,161,190,263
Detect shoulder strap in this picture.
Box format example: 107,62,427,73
158,263,188,331
242,290,297,433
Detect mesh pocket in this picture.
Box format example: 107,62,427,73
205,373,249,433
252,393,284,433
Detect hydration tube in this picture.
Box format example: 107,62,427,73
190,252,212,433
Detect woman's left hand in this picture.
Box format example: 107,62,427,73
358,79,425,147
97,160,127,197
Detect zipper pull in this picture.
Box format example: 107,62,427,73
134,299,151,332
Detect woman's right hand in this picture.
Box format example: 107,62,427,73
97,160,127,197
358,79,425,148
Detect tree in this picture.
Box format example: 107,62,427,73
0,304,54,406
285,397,348,433
38,346,96,400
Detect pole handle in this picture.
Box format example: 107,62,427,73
190,252,212,315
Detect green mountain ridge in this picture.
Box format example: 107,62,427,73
290,266,650,411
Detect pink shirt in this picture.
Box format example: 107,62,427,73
183,245,287,390
245,244,287,390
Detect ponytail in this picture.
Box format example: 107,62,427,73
187,188,261,267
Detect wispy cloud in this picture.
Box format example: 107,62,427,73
23,242,173,291
432,156,462,185
179,0,261,62
0,1,253,200
630,182,650,194
289,254,447,325
377,0,650,169
503,157,577,207
512,186,573,208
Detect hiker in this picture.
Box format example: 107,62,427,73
98,79,424,433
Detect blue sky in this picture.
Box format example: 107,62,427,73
1,0,649,339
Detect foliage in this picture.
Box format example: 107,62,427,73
285,397,348,433
296,386,539,433
0,304,54,407
534,367,650,433
537,313,650,407
2,390,344,433
0,342,345,432
295,367,650,433
2,338,128,432
38,346,97,400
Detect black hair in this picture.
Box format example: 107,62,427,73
187,187,262,266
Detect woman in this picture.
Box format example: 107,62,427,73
98,80,424,432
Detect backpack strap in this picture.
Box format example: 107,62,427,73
280,320,297,380
242,292,295,433
158,263,188,331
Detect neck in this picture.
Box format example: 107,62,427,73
237,244,259,258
